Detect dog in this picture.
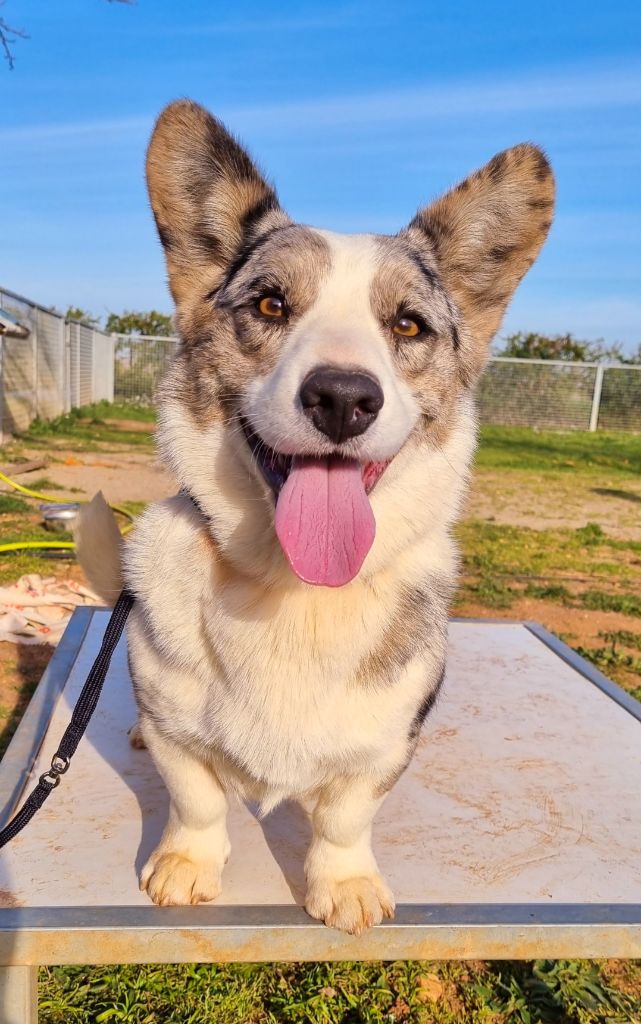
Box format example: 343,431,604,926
76,99,554,934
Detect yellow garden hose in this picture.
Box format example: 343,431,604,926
0,469,136,556
0,541,75,552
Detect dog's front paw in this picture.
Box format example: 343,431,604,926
140,850,223,906
305,874,395,934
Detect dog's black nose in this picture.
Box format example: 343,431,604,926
299,366,384,444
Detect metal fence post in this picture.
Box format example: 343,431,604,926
31,317,37,423
64,321,71,413
589,365,605,432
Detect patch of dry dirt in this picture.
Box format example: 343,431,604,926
15,448,176,505
467,470,641,540
0,643,53,757
455,594,639,653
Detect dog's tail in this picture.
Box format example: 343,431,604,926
73,491,125,606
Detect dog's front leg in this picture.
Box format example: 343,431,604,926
139,717,230,906
305,778,395,934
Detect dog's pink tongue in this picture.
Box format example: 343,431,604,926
275,457,375,587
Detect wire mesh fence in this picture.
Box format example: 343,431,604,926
0,286,115,441
479,358,641,432
597,365,641,431
112,334,178,403
479,358,599,430
112,342,641,433
2,286,641,435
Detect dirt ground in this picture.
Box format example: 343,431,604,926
466,468,641,540
458,467,641,650
457,591,636,649
17,445,175,505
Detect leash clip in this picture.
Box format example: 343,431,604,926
39,754,70,790
51,754,70,776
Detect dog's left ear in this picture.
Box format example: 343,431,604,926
408,144,555,349
146,99,287,304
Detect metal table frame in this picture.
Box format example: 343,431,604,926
1,610,640,1023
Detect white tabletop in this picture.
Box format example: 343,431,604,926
0,611,640,964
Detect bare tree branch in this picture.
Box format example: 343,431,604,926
0,2,28,70
1,0,133,69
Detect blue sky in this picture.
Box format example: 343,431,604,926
2,0,640,348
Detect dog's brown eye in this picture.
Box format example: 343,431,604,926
392,317,421,338
258,295,285,318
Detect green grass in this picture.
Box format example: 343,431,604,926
0,402,154,580
524,583,573,602
37,401,156,426
580,590,641,617
457,519,641,588
26,476,85,495
0,510,75,583
599,629,641,652
576,642,641,681
0,493,30,514
523,585,641,619
570,630,641,701
39,957,639,1024
22,402,155,450
477,425,641,478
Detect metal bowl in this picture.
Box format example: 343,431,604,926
40,502,81,533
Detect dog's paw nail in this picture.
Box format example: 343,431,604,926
306,874,395,934
141,850,223,906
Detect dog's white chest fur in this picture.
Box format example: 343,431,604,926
125,493,448,805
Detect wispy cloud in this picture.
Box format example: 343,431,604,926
162,9,360,36
5,61,640,146
3,115,151,144
228,63,641,134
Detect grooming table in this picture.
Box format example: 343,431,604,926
1,610,640,1021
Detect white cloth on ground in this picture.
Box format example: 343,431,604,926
0,574,100,645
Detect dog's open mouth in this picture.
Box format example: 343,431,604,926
242,419,390,587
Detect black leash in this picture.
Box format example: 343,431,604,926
0,588,135,850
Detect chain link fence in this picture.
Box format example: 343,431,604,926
112,341,641,434
2,286,640,435
479,358,641,432
112,334,178,403
0,286,114,441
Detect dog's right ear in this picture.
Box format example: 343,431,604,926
146,100,286,304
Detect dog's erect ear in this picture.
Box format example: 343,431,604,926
408,144,554,347
146,100,286,304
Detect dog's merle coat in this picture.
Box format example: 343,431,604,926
77,100,554,933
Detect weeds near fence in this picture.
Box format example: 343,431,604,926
22,402,155,450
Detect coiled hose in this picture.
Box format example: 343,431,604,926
0,469,135,555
